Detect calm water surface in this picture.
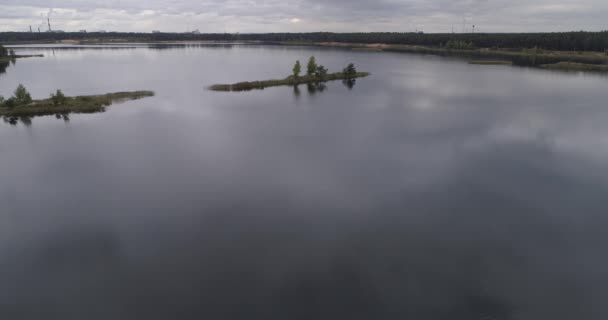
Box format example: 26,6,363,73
1,44,607,319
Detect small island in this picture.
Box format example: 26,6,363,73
0,84,154,121
210,57,369,92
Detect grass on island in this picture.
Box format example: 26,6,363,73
210,72,370,92
539,62,608,72
469,60,513,65
0,90,154,118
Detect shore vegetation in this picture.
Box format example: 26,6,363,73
539,62,608,72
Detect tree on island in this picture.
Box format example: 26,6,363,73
307,56,317,76
14,84,32,105
315,65,328,78
292,60,301,78
343,63,357,78
0,45,7,57
51,89,67,105
0,84,34,108
9,49,15,57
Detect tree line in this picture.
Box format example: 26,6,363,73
291,56,357,79
2,31,608,52
1,83,67,108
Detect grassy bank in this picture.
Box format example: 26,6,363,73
210,72,370,92
469,60,513,65
379,45,608,67
0,91,154,118
539,62,608,72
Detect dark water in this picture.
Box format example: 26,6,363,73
1,44,608,319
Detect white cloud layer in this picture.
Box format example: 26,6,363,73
0,0,607,33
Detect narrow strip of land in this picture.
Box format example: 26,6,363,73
469,60,513,65
210,72,370,92
0,91,154,117
539,62,608,72
0,54,44,63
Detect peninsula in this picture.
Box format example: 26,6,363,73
0,85,154,118
0,44,43,62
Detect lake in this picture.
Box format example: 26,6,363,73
1,44,607,320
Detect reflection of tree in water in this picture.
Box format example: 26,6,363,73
3,116,32,126
2,116,18,126
3,116,21,126
19,116,32,127
306,82,327,95
292,79,358,98
56,113,70,122
0,59,10,74
2,113,70,126
343,78,357,90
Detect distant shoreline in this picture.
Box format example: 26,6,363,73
3,35,608,73
1,31,607,52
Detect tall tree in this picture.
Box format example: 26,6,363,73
343,63,357,78
51,89,67,105
14,84,32,105
315,65,328,78
307,56,317,76
292,60,301,78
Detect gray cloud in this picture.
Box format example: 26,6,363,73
0,0,606,33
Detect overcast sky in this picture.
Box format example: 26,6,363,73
0,0,606,33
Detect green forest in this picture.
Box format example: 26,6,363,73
2,31,608,52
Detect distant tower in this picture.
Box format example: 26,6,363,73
29,25,33,33
472,25,475,34
47,17,51,32
462,17,466,33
